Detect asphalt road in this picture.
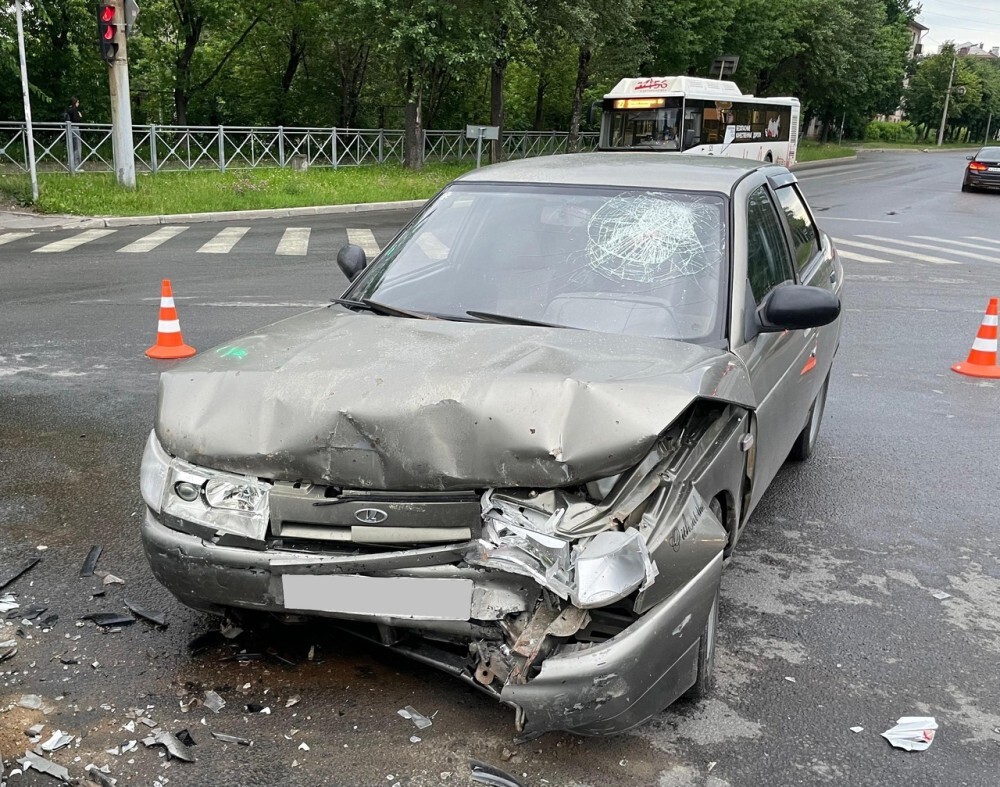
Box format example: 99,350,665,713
2,151,999,787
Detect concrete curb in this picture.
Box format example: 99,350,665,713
793,154,859,172
0,199,429,232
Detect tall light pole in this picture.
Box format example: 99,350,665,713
14,0,39,202
986,112,994,144
937,52,957,147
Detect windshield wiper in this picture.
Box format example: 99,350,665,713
466,310,572,329
330,298,433,320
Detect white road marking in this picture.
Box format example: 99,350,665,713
964,236,1000,248
32,229,116,253
276,227,311,256
818,217,900,224
118,225,189,253
197,226,250,254
347,228,380,258
0,232,34,246
911,235,997,252
856,235,999,264
836,249,894,265
833,238,959,265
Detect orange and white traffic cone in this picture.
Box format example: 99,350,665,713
145,279,196,360
952,297,1000,379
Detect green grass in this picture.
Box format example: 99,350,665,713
854,140,982,150
795,140,858,162
0,163,476,216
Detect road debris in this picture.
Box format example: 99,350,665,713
0,558,40,590
397,705,433,730
285,696,300,708
79,613,136,628
40,730,74,753
0,594,19,614
17,694,57,714
175,729,196,747
298,743,310,752
881,716,938,751
123,599,168,627
142,731,197,763
0,642,16,663
80,546,103,577
85,764,118,787
19,750,70,782
784,676,796,683
97,572,125,586
410,735,421,744
204,690,226,713
469,759,527,787
850,726,864,733
211,732,252,746
931,591,952,600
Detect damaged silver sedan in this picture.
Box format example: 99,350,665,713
140,154,843,736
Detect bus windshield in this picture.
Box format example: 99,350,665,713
605,98,683,149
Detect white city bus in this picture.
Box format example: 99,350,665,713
599,76,801,167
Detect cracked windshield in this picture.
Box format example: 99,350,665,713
352,185,726,341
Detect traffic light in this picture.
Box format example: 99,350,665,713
98,3,119,65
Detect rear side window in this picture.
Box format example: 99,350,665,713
774,185,819,272
747,187,794,304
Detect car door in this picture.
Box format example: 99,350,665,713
733,184,814,506
771,179,842,412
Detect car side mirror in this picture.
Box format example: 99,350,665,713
337,244,367,281
967,155,975,161
758,284,840,333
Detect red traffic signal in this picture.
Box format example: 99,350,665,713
97,4,119,65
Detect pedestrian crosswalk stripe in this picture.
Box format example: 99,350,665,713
912,235,999,253
347,228,380,258
197,227,250,254
276,227,311,256
32,229,116,253
857,234,998,264
964,236,1000,248
836,250,894,265
118,226,189,253
0,232,33,246
833,238,959,265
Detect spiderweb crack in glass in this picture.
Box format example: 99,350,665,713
585,194,718,284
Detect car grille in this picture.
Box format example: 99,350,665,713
268,482,481,548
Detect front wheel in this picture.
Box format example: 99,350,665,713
790,373,830,461
683,588,720,701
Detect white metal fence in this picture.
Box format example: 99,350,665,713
0,122,600,174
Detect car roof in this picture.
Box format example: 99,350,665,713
455,152,777,193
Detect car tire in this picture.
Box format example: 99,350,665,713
789,373,830,462
962,182,971,193
683,586,720,701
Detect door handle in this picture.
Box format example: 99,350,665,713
830,270,838,284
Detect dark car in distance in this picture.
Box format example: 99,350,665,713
962,147,1000,192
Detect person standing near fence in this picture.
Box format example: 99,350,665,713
64,97,83,170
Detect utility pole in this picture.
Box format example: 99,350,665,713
986,112,994,145
14,0,39,202
99,0,136,187
937,52,957,147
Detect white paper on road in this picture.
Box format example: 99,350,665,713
118,225,189,253
32,229,116,253
197,226,250,253
881,716,938,751
276,227,311,256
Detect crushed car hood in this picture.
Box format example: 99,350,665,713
155,309,755,490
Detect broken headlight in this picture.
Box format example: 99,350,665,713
139,430,270,539
470,490,657,609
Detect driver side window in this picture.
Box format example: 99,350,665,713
747,186,795,305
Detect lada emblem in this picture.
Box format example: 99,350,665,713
354,508,388,524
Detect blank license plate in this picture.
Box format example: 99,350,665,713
989,167,1000,172
281,574,473,620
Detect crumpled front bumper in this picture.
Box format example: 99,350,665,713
142,509,722,735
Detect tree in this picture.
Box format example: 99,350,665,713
904,46,983,140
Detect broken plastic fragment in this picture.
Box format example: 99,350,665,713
20,750,70,782
397,706,433,730
298,742,310,751
285,696,300,708
80,546,103,578
410,735,421,743
40,730,74,753
931,591,952,600
0,644,16,662
175,729,196,747
86,764,118,787
80,613,135,627
211,732,251,746
142,731,196,762
881,716,938,751
124,599,168,627
204,690,225,713
850,726,864,733
0,558,40,590
469,759,527,787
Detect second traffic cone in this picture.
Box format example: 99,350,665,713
952,297,1000,379
145,279,197,360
